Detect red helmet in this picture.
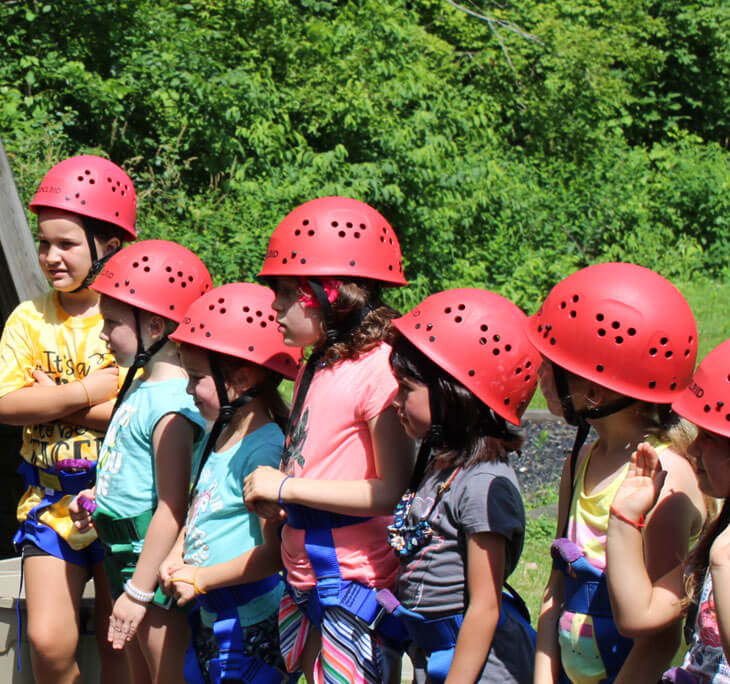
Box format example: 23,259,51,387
91,240,212,322
672,339,730,438
527,263,697,403
171,283,300,380
392,288,540,425
258,196,406,286
29,155,136,241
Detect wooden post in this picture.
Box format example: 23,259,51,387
0,138,47,322
0,139,47,559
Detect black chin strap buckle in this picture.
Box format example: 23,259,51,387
218,405,235,423
73,238,121,292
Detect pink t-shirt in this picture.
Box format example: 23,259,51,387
281,343,399,590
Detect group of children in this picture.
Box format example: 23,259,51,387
0,154,728,684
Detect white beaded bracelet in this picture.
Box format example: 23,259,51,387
124,580,154,603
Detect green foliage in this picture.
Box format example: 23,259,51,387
2,0,729,315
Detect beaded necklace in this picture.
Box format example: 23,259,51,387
388,466,461,558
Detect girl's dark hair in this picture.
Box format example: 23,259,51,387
389,334,523,469
217,353,290,431
312,279,399,367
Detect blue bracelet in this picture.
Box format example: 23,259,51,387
278,475,292,506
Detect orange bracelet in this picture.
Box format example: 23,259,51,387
609,506,645,529
169,567,207,595
78,379,92,407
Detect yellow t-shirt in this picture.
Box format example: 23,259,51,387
0,291,117,550
0,291,114,469
558,438,670,684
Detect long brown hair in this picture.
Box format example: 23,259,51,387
311,279,399,367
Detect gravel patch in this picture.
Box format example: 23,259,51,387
511,410,596,497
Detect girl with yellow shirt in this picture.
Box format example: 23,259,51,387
0,155,135,683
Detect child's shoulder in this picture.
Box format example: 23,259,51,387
244,421,285,450
329,342,393,380
456,460,522,493
8,291,57,324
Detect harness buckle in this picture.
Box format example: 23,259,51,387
368,605,387,631
316,575,341,606
38,470,62,492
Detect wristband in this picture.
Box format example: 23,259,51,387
609,506,645,530
170,567,206,595
278,475,292,506
124,580,154,603
78,379,92,407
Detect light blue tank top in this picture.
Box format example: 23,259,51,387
95,377,205,518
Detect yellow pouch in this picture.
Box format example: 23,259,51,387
16,485,98,551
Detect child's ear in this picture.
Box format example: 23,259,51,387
148,314,167,340
101,236,121,256
228,363,266,395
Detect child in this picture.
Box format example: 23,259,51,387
159,282,300,683
380,287,539,683
70,239,211,683
243,196,415,683
0,155,135,682
607,337,730,683
528,262,707,684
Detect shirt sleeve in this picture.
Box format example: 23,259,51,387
456,470,525,543
356,344,399,422
0,303,35,398
236,427,285,485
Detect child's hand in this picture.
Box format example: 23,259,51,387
32,368,55,387
253,501,288,520
158,551,184,596
612,441,667,521
82,366,120,405
710,524,730,570
243,466,287,511
69,489,95,532
168,564,201,606
108,593,147,649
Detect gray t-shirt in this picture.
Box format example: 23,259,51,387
397,459,533,683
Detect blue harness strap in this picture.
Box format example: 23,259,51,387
13,460,98,672
375,586,536,683
186,575,290,684
17,460,96,496
551,538,633,681
283,503,408,646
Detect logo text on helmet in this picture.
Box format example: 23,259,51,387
267,249,279,258
688,381,704,398
37,185,62,194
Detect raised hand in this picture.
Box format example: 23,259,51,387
612,441,667,522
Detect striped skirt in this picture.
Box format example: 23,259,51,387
278,587,399,684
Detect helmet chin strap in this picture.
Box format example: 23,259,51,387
72,225,121,292
408,385,445,491
551,362,636,535
111,310,169,416
306,278,374,346
189,351,261,497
